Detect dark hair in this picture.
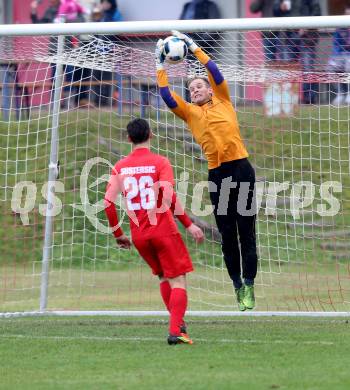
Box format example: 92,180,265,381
187,77,210,89
127,118,151,144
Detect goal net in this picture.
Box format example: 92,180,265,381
1,18,349,316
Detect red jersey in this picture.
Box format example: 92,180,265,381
104,147,192,240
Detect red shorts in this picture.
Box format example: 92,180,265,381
133,233,193,279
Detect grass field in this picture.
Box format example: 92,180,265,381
1,94,350,389
2,39,350,390
1,106,350,312
0,107,350,311
1,316,350,389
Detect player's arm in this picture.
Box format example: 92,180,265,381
155,39,191,122
159,158,204,243
104,166,131,249
172,30,230,102
169,191,192,228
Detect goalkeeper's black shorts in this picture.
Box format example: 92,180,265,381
208,158,258,281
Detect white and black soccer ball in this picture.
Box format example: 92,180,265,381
162,36,188,64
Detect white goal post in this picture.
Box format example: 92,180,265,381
0,16,350,318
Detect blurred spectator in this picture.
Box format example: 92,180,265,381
250,0,278,62
91,6,103,22
274,0,321,104
30,0,60,56
31,0,89,108
30,0,60,107
179,0,221,56
58,1,90,108
30,0,60,24
180,0,220,20
327,5,350,105
57,0,86,22
92,1,123,107
100,0,123,22
179,0,221,101
56,1,89,108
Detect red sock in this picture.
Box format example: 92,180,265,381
159,280,171,312
169,288,187,335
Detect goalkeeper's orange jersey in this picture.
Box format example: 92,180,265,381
157,48,248,170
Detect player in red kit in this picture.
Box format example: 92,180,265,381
104,118,204,345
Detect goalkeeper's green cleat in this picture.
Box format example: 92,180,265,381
243,285,255,310
235,286,246,311
167,333,193,345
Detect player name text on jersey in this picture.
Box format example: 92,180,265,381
120,166,156,175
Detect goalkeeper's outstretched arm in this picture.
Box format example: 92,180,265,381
172,31,230,102
155,32,230,117
155,39,190,121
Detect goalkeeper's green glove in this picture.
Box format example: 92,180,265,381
155,39,165,71
171,30,199,53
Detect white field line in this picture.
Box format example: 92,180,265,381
1,318,348,324
1,311,350,318
0,334,334,345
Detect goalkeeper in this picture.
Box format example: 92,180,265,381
104,118,204,345
155,31,258,311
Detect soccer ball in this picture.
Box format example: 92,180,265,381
162,36,188,64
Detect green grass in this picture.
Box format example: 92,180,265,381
1,316,350,389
